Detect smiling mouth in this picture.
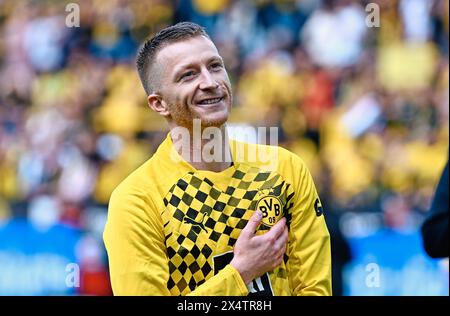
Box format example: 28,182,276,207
197,97,224,105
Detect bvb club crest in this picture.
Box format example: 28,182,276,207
255,189,284,227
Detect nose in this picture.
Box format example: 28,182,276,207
199,68,219,90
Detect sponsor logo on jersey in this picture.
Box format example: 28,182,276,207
183,213,208,233
314,198,323,217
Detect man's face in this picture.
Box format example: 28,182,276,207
152,36,232,129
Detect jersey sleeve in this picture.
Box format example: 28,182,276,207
103,188,171,295
103,187,249,296
285,154,332,296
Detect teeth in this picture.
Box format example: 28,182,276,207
199,98,222,105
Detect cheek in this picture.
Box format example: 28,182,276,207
177,87,195,106
166,90,195,118
165,89,191,109
224,82,233,104
221,74,232,97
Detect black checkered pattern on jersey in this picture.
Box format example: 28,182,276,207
162,166,294,295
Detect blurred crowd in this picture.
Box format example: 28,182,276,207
0,0,448,295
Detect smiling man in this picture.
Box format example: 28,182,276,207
103,22,332,296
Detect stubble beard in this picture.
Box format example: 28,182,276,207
168,99,231,131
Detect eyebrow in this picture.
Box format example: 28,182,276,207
172,56,224,81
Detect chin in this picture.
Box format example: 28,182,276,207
199,115,228,128
193,106,228,128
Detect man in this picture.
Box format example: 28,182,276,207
103,22,332,296
421,159,449,258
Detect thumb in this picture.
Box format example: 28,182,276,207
241,210,263,237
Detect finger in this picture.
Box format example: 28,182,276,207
277,252,284,264
281,225,289,244
241,210,263,238
265,217,286,241
272,253,284,269
273,226,289,254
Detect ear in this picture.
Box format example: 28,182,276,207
148,94,170,117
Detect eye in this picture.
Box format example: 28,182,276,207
180,71,196,81
210,62,223,71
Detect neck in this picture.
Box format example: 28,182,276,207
170,124,233,172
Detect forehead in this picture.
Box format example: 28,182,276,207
156,36,220,71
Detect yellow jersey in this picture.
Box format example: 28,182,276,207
103,133,331,295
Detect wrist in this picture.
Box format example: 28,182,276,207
230,260,253,285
